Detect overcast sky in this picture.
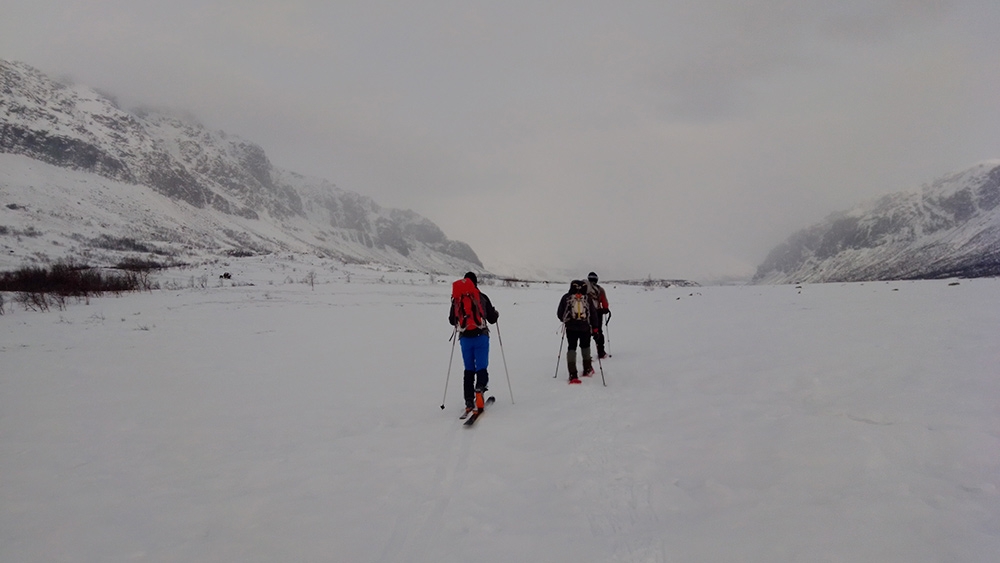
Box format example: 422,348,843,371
3,1,1000,280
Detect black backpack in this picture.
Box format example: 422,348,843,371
563,281,590,322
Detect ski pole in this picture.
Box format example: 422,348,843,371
440,326,458,409
605,310,612,355
553,325,565,378
494,321,514,404
597,350,606,386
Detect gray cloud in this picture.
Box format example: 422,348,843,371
3,0,999,280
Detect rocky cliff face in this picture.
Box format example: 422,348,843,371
0,60,482,271
753,161,1000,284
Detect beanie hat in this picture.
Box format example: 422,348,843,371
464,271,478,286
588,272,598,283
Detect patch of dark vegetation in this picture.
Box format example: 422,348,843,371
0,260,156,312
226,248,256,257
90,234,161,254
115,256,170,271
0,225,43,237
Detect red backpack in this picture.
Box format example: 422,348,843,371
452,278,486,332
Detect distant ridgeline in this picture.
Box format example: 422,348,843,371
753,161,1000,284
478,276,700,288
608,278,700,288
0,59,482,273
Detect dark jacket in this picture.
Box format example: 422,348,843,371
584,280,609,329
557,291,599,333
449,291,499,338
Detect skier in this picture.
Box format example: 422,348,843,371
557,279,600,383
584,271,611,359
449,272,499,413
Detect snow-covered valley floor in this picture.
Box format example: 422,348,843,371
2,259,999,562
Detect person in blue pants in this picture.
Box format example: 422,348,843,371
448,272,499,411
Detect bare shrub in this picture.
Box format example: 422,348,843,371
16,291,49,312
134,270,156,291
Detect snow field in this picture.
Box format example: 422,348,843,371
2,267,999,562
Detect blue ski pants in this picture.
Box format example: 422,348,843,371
460,334,490,401
459,333,490,372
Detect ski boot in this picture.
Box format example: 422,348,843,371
567,349,582,383
581,347,594,377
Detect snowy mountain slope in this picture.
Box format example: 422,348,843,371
753,161,1000,284
0,154,473,273
0,60,481,272
1,261,998,562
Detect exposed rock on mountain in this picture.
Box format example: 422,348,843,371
753,161,1000,284
0,60,482,272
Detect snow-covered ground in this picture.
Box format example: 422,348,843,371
2,258,999,562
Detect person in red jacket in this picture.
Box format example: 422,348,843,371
584,272,610,359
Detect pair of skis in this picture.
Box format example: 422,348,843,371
459,395,495,426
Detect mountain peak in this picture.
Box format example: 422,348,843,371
753,161,1000,284
0,60,481,272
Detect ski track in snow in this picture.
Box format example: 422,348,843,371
378,421,474,562
571,375,666,563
